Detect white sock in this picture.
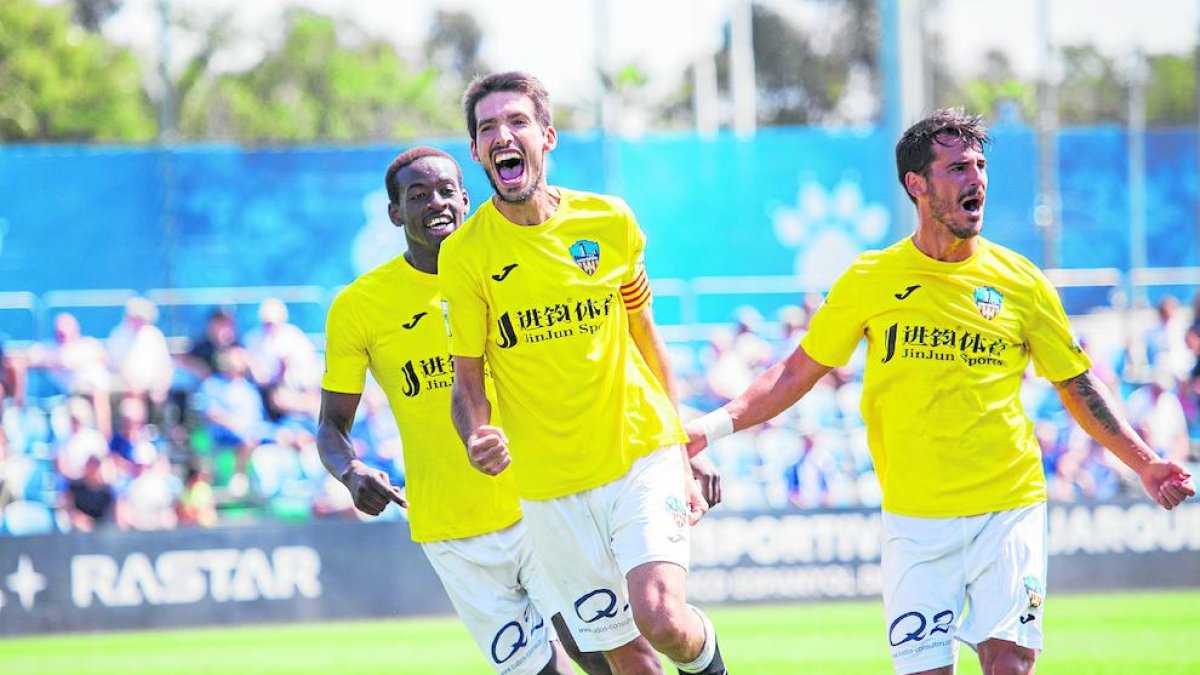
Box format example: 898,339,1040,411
672,605,717,673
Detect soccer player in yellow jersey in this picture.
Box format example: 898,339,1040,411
687,109,1195,675
441,72,727,675
317,146,612,675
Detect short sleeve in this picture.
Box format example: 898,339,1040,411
799,268,867,368
1026,268,1091,382
321,289,369,394
440,240,488,358
620,203,652,314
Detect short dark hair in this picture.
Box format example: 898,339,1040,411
385,146,461,204
895,108,990,203
462,71,552,142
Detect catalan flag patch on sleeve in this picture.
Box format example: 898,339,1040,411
621,266,652,313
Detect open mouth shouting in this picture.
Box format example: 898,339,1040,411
492,149,526,188
959,191,984,220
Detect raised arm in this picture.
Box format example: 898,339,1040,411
1054,370,1195,509
451,355,510,476
689,344,833,456
316,388,405,515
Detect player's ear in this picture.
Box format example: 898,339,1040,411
461,185,470,211
387,201,403,229
544,125,557,152
904,171,926,200
469,139,480,163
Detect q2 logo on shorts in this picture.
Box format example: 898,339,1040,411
490,620,527,664
888,609,955,647
574,588,620,624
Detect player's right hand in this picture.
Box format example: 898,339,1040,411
468,425,511,476
684,421,708,457
341,460,406,516
1138,459,1196,510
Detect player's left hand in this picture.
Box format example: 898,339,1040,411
684,421,709,457
689,454,722,508
683,472,709,525
1138,459,1196,510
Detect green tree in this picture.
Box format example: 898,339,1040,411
1057,44,1125,125
69,0,121,32
0,0,155,141
1145,52,1195,126
182,10,458,142
951,50,1036,122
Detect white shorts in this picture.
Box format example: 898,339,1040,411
520,446,692,652
422,521,558,675
881,502,1047,675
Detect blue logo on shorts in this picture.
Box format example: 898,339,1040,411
888,609,955,647
574,588,619,624
490,620,527,664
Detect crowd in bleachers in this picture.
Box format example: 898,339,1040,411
1,291,1199,535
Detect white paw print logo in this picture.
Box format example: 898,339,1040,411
771,176,890,288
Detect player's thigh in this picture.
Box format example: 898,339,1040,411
959,502,1047,653
520,495,641,653
422,525,555,675
881,511,970,675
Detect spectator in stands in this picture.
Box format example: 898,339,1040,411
195,347,270,498
107,297,174,412
1142,295,1193,383
54,397,110,482
1,333,26,408
179,307,241,381
26,312,112,437
120,451,180,531
244,298,321,423
1127,369,1191,464
177,459,217,528
108,396,159,474
64,454,118,532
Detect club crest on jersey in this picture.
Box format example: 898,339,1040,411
973,286,1003,320
569,240,600,276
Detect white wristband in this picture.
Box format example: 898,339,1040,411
698,408,734,446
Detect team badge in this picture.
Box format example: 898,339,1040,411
569,240,600,276
974,286,1003,320
665,495,688,529
1023,575,1044,609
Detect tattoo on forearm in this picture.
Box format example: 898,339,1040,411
1061,373,1122,435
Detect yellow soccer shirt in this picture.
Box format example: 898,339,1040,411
801,236,1091,517
439,189,686,500
322,255,521,542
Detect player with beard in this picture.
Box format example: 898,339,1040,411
440,72,727,675
317,146,612,675
686,108,1195,675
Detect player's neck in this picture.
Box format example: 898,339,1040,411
404,248,438,276
491,185,560,226
911,225,978,263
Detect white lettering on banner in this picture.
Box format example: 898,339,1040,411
71,546,322,608
688,564,883,603
1048,502,1200,556
691,512,882,567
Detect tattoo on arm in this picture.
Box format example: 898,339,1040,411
1058,372,1122,435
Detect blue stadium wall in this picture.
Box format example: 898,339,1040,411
1,125,1196,315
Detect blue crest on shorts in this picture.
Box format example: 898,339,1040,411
1023,575,1044,609
569,240,600,276
974,286,1003,320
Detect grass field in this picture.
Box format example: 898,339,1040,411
2,590,1197,674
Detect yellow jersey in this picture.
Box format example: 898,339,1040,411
322,254,522,542
439,189,686,500
801,236,1091,517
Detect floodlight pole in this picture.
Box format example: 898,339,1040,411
1035,0,1060,271
1127,48,1149,308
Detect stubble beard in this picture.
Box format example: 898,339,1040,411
486,162,542,204
929,189,981,240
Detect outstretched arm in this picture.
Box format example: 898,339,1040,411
451,355,510,476
316,388,405,515
688,344,833,456
1054,370,1195,509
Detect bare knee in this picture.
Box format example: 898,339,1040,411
979,639,1037,675
632,597,692,655
604,637,662,675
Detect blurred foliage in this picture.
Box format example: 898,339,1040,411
712,1,879,125
1057,44,1127,125
179,10,460,143
1146,52,1195,126
69,0,121,32
0,0,155,141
